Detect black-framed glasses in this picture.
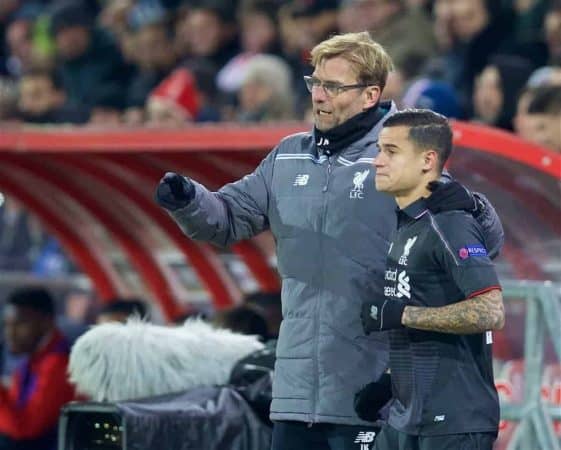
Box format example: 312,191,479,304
304,75,372,97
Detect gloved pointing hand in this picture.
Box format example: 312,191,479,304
155,172,196,211
426,181,478,215
361,298,406,334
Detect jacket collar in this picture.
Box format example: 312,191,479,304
334,100,397,161
396,197,429,228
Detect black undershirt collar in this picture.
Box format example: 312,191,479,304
313,105,385,156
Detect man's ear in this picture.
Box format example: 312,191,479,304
422,149,439,173
364,85,381,109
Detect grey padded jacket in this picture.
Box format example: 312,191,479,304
169,102,504,425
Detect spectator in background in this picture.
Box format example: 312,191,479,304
4,10,39,78
99,0,135,39
434,0,515,115
213,304,269,341
56,290,93,345
32,235,72,277
143,63,221,125
278,0,339,115
338,0,437,79
401,78,462,118
0,287,75,450
217,0,282,96
503,0,549,67
96,298,149,324
525,84,561,151
145,67,200,126
124,4,177,113
17,69,90,124
526,65,561,87
237,54,295,122
49,0,132,114
513,85,539,142
0,78,18,120
174,1,239,81
0,1,21,75
545,1,561,64
0,198,45,272
472,55,534,130
87,84,126,126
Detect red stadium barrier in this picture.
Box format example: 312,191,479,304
0,123,559,320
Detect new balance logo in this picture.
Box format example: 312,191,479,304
354,431,376,445
293,174,309,186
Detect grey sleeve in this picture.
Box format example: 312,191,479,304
169,148,276,248
473,193,504,259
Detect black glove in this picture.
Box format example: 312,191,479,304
155,172,195,211
361,298,406,334
426,181,478,214
354,373,392,422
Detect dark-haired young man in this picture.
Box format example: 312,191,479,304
362,109,504,450
0,287,75,449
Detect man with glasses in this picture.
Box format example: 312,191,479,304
155,32,503,450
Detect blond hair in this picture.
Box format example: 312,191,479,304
310,31,394,91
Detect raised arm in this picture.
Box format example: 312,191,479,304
155,148,276,247
401,288,505,334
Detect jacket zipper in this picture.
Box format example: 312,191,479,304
311,155,332,425
322,156,332,192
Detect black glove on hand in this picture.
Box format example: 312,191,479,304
361,298,406,334
155,172,196,211
426,181,478,214
354,373,392,422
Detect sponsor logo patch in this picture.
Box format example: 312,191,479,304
459,244,487,259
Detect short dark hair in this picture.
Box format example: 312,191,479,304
528,85,561,115
99,298,148,318
213,305,269,341
7,287,56,316
49,0,94,35
383,108,453,173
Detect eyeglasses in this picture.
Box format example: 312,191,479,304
304,75,372,97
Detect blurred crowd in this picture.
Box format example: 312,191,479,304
0,0,559,151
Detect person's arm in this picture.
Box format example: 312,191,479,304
361,214,504,335
156,147,277,247
401,288,504,334
0,354,75,439
425,180,504,258
471,192,504,259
